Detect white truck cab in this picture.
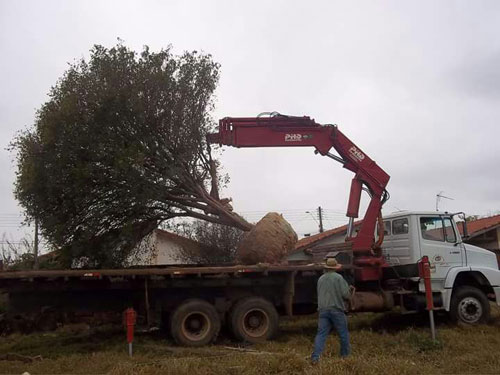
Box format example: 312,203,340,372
381,211,500,323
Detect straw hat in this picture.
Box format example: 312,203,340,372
324,258,342,270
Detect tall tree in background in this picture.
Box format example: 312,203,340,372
12,42,251,268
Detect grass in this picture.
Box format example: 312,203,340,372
1,306,500,374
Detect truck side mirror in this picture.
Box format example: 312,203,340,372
451,212,470,242
460,220,469,241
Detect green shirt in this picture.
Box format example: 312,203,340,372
317,271,351,312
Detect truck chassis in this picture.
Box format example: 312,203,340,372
0,264,323,346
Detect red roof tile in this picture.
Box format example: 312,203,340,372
457,214,500,237
295,221,361,250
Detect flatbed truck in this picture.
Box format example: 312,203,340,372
1,211,499,346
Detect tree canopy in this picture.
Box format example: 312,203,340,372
13,43,251,267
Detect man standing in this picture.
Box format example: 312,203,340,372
311,257,352,363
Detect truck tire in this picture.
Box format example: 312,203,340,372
229,297,279,343
170,299,220,346
450,286,490,324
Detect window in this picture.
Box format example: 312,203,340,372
420,217,457,243
392,218,409,235
384,221,391,235
443,218,457,243
420,217,445,241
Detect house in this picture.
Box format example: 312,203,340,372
287,221,361,263
457,215,500,264
130,229,211,266
8,229,208,269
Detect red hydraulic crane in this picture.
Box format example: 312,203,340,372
207,112,390,281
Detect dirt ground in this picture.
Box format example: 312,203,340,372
0,306,499,375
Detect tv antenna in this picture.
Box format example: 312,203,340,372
436,191,454,211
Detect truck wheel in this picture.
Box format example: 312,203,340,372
450,286,490,324
229,297,279,343
170,299,220,346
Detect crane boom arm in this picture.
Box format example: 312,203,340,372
207,114,390,267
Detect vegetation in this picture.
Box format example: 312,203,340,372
0,234,59,271
0,308,499,374
0,234,34,270
171,220,244,264
12,42,252,268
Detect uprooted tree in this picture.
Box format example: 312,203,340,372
12,42,253,268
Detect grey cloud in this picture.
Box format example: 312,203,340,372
1,0,499,243
448,51,500,98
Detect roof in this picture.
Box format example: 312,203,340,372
38,250,59,261
457,214,500,238
154,229,211,253
295,221,361,251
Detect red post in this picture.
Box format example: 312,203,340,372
418,256,436,339
123,308,137,356
418,256,434,310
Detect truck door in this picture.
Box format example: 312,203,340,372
419,216,463,281
383,218,412,266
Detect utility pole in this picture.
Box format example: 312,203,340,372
33,218,39,270
305,207,325,234
318,206,324,233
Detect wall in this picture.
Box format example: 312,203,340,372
467,228,499,252
466,227,500,267
287,232,346,262
154,237,184,265
128,231,185,266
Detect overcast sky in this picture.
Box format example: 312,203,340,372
1,0,499,244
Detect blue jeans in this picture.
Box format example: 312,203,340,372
311,309,350,360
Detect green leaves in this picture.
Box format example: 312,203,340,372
13,42,225,268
